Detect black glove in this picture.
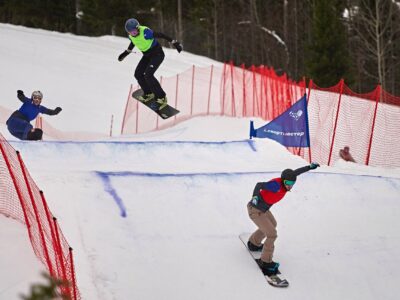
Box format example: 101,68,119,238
172,40,183,53
54,107,62,114
309,162,320,170
17,90,24,97
118,50,130,61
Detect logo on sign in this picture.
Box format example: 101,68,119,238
289,110,303,121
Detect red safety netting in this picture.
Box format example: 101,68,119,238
303,81,400,167
121,62,306,135
366,89,400,167
0,134,80,299
120,61,400,168
2,61,399,169
220,62,306,120
121,65,223,134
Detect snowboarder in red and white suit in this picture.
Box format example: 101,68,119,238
247,163,320,275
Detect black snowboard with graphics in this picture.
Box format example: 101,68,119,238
239,233,289,288
132,89,179,120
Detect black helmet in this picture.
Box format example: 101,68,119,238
281,169,297,182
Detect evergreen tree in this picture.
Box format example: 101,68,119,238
305,0,353,87
1,0,399,93
20,272,70,300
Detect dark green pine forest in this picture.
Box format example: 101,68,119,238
1,0,400,95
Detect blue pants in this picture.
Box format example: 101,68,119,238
6,115,33,140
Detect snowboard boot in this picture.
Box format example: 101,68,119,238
247,240,263,252
156,97,168,110
256,259,280,276
27,128,43,141
138,93,155,103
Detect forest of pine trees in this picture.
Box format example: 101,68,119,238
1,0,399,95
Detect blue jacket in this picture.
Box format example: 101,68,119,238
17,95,53,121
6,94,58,140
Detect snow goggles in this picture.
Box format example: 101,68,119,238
283,180,295,186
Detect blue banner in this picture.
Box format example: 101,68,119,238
249,94,310,147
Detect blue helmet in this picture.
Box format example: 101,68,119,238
125,18,140,34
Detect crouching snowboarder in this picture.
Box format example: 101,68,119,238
6,90,62,140
247,163,320,276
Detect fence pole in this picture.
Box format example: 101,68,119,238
251,65,256,116
120,84,133,135
260,66,265,119
289,78,294,104
230,61,236,116
265,67,270,119
221,62,227,116
109,114,114,137
327,79,344,166
365,85,381,165
306,80,313,163
285,74,290,107
135,100,139,134
207,65,214,115
39,191,59,278
270,68,276,117
190,65,195,116
35,116,42,129
271,68,280,119
280,73,285,106
52,217,71,298
69,247,78,300
174,74,179,122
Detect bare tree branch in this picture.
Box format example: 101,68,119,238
237,20,290,66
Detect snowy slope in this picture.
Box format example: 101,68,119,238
0,23,221,136
1,24,400,300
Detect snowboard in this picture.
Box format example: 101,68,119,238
132,89,180,120
239,233,289,288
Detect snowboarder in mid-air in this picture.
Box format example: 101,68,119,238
247,163,320,276
6,90,62,140
118,18,183,111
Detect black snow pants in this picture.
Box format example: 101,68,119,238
134,44,166,99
